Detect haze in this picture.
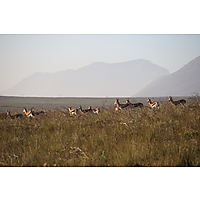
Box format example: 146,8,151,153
0,34,200,92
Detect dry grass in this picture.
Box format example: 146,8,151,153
1,103,200,167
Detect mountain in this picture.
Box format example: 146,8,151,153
2,59,169,97
135,56,200,97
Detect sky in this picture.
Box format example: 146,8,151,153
0,34,200,92
1,0,200,93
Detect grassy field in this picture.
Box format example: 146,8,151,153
1,96,200,166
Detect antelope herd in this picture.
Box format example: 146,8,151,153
0,96,187,119
0,105,101,119
114,99,144,111
67,105,101,115
114,97,186,111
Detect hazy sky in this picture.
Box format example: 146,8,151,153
0,34,200,92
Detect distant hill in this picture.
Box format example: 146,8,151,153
135,56,200,97
2,59,169,97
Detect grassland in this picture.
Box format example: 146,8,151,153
0,96,200,167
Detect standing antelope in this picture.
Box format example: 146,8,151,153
168,96,186,106
147,98,160,109
6,111,23,119
68,106,79,116
133,102,144,108
79,106,93,114
126,99,143,108
23,107,34,118
0,112,9,119
31,108,46,117
92,108,100,114
114,99,130,111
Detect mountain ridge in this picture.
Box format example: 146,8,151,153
2,59,169,97
135,56,200,97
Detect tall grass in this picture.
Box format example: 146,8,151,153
0,104,200,166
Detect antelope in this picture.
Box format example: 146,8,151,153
6,111,23,119
68,106,79,116
92,108,100,114
31,108,46,117
125,99,143,108
133,102,144,108
168,96,186,106
147,98,160,109
0,112,9,119
23,107,34,118
114,99,130,111
79,106,93,114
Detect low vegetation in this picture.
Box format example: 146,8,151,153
1,102,200,167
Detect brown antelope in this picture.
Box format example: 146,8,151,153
31,108,46,117
147,98,160,109
79,106,93,114
23,107,34,118
92,108,100,114
126,99,143,108
168,96,186,106
0,112,9,119
68,106,79,116
6,111,23,119
114,99,130,111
